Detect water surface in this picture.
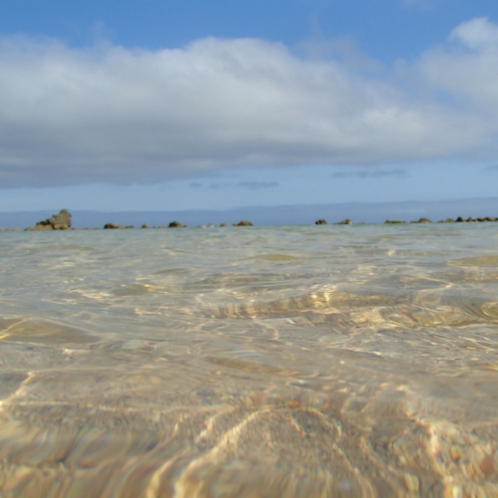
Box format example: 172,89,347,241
0,224,497,496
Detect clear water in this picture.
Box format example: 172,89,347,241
0,224,498,497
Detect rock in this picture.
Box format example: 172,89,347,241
315,219,327,225
384,220,406,224
456,217,464,222
219,223,227,227
141,224,150,229
103,223,123,229
168,221,183,228
124,225,134,229
27,209,72,231
444,218,455,223
418,217,432,223
25,224,53,231
50,209,71,229
233,220,253,226
467,217,477,222
335,219,353,225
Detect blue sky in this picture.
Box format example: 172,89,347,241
1,0,498,212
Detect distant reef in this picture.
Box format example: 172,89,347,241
0,209,496,231
314,216,498,225
20,213,254,230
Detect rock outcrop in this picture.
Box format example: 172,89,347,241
26,224,53,231
411,217,432,223
385,220,406,224
168,221,183,228
104,223,123,229
233,220,253,226
26,210,72,231
315,219,327,225
335,219,353,225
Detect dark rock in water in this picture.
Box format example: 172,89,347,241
315,219,327,225
445,218,455,223
233,220,253,226
219,223,227,227
27,209,72,231
484,217,497,222
418,217,432,223
168,221,183,228
335,219,353,225
103,223,123,229
384,220,406,224
141,224,150,229
456,217,464,222
125,225,134,229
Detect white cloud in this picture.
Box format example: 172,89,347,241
0,25,497,187
417,18,498,116
449,17,498,50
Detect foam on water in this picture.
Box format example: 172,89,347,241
0,224,497,496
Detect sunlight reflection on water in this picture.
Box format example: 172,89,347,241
0,224,497,496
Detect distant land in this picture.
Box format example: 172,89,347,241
1,197,498,229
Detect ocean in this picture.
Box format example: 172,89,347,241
0,224,497,496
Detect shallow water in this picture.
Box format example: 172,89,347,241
0,224,498,496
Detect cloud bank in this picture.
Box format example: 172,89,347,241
1,18,498,187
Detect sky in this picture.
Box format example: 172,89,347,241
1,0,498,212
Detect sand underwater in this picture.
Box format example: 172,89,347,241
0,224,497,496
